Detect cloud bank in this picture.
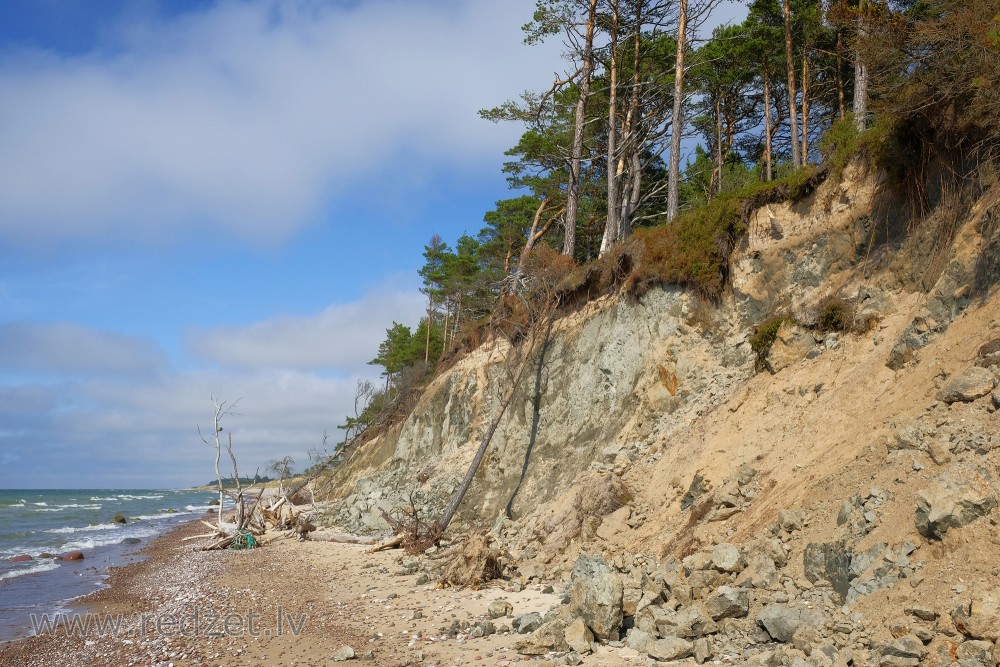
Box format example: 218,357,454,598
0,0,556,246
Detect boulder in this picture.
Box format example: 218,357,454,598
38,553,55,559
564,617,594,654
625,628,655,652
513,612,542,634
956,639,994,663
8,554,32,563
646,637,694,662
952,590,1000,641
703,586,749,620
916,476,997,540
112,514,127,524
881,634,927,662
937,367,997,403
488,599,513,619
516,619,570,655
61,551,85,561
735,552,779,590
569,555,623,642
766,322,814,374
803,542,852,599
711,543,744,573
758,604,824,643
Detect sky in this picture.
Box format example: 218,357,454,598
0,0,746,489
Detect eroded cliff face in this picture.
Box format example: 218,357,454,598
319,164,1000,666
324,286,754,533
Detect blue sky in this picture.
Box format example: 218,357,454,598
0,0,745,489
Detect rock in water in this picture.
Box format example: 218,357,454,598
112,514,127,524
61,551,85,561
936,367,996,403
569,555,624,643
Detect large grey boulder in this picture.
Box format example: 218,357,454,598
569,555,624,642
937,367,997,403
803,542,852,598
757,604,824,643
916,475,997,540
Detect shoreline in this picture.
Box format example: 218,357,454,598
0,521,618,667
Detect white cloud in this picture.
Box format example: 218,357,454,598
187,285,426,371
0,322,165,377
0,0,560,245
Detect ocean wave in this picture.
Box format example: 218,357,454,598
1,502,26,509
116,494,164,500
89,497,117,501
0,559,59,582
54,504,102,510
62,526,159,551
32,502,48,506
44,523,121,534
132,512,190,521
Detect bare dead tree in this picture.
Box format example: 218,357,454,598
197,394,242,530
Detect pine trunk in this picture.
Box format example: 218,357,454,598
763,70,773,182
564,0,599,258
783,0,800,169
600,1,621,257
665,0,688,221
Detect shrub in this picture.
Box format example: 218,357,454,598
749,316,790,369
816,296,855,333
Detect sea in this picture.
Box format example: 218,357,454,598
0,488,218,642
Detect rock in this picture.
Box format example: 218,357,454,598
513,612,543,634
926,439,952,466
693,637,712,664
8,554,32,563
625,628,654,652
758,604,823,643
916,475,997,540
735,552,779,590
956,639,995,663
38,553,55,559
661,605,718,638
516,619,569,655
882,634,927,662
122,537,141,545
711,543,744,573
61,551,85,561
803,542,852,599
564,617,594,654
112,514,127,524
767,321,814,373
993,388,1000,409
569,555,623,642
937,367,996,403
473,620,496,637
488,599,513,619
208,498,220,506
647,637,694,662
703,586,749,620
905,607,939,622
563,650,583,666
777,509,806,532
596,505,633,541
952,590,1000,641
331,645,356,661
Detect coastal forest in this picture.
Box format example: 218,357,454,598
341,0,1000,446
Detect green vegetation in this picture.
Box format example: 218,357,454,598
338,0,1000,445
750,316,792,369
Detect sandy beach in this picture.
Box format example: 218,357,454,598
0,521,624,667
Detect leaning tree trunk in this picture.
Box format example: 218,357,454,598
783,0,801,169
564,0,599,258
666,0,688,221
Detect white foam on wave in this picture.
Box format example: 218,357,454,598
116,494,164,500
45,523,120,534
54,504,102,510
62,524,160,551
32,502,48,506
89,497,117,501
1,502,26,509
133,511,190,521
0,559,59,582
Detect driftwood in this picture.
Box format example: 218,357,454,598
309,531,383,545
370,535,405,552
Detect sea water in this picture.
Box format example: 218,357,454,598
0,488,218,641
